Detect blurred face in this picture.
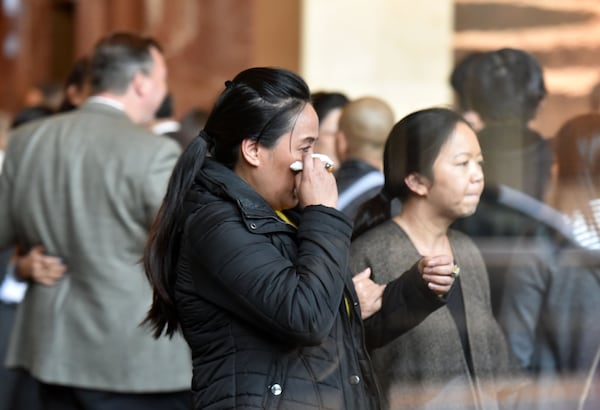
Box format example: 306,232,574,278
255,104,319,210
140,47,168,123
314,108,342,164
425,122,484,220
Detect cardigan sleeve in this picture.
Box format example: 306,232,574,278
349,222,447,350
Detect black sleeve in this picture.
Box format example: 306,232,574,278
362,261,447,350
187,203,353,346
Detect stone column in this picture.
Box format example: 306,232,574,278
300,0,454,120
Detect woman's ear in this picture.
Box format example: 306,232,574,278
240,138,261,167
404,173,430,196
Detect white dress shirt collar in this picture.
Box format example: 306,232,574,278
86,96,125,112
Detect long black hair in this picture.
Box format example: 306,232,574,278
352,107,468,239
143,67,311,338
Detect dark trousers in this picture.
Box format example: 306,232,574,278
1,368,42,410
1,300,43,410
0,302,17,410
39,383,191,410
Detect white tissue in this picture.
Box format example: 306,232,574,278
290,153,334,171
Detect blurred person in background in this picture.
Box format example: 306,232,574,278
311,91,349,166
335,96,394,220
466,47,552,201
10,105,55,129
57,56,91,113
0,32,191,410
452,47,562,317
546,113,600,249
499,113,600,409
22,81,64,112
450,51,484,132
1,108,61,410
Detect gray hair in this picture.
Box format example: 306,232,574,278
90,32,161,95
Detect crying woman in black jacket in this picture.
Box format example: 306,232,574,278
143,67,455,410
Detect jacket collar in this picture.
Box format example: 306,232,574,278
86,96,125,111
190,159,298,231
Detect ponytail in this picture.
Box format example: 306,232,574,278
142,133,208,338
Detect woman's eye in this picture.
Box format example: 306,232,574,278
301,146,311,153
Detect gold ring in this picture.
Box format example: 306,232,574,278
452,264,460,278
325,163,334,173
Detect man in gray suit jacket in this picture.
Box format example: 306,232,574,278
0,32,191,410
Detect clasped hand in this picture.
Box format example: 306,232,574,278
15,245,66,286
353,255,456,319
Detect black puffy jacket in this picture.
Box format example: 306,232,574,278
174,159,444,409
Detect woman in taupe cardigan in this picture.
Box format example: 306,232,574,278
351,108,521,410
